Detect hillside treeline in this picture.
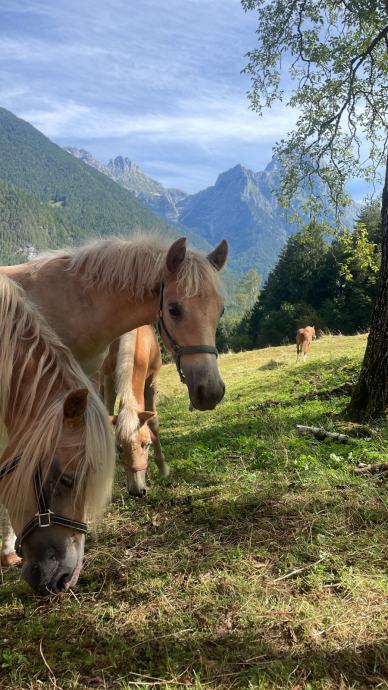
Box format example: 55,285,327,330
0,179,83,264
218,201,382,351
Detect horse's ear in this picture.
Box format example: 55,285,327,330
207,239,228,271
109,415,118,426
63,388,88,421
138,411,156,427
166,237,186,274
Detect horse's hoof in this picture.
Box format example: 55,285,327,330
1,552,22,567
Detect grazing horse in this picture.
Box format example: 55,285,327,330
100,326,168,498
0,235,228,411
296,326,316,361
0,275,115,593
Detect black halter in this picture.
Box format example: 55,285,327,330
0,456,87,557
157,281,218,384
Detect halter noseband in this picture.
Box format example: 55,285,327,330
0,457,87,557
122,462,148,473
157,281,218,384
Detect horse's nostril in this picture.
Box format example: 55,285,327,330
54,572,70,592
128,488,147,498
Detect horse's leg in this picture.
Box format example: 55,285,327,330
145,376,169,477
303,341,308,361
103,374,117,415
0,505,21,567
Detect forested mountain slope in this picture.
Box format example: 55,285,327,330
0,178,85,264
0,107,173,242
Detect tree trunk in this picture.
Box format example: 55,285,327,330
346,151,388,420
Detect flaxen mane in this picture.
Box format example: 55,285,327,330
35,234,225,300
115,331,139,440
0,275,115,520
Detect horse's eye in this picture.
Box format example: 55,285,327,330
168,303,182,319
60,474,74,489
117,444,123,454
141,441,151,450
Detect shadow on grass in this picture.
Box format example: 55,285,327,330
257,359,286,371
1,473,386,689
1,587,386,689
1,353,385,689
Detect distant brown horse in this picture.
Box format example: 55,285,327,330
1,235,228,411
296,326,316,361
100,326,168,498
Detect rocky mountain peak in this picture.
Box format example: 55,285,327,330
107,156,140,174
64,146,105,172
215,164,252,189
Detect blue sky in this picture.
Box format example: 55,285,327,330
0,0,371,198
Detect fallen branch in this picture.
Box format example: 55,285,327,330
353,462,388,475
296,425,360,444
272,558,324,583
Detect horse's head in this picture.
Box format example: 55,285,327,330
113,411,155,498
159,238,228,411
2,388,114,594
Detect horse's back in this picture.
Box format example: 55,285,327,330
296,328,307,345
296,326,314,343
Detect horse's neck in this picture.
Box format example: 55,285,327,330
2,262,160,373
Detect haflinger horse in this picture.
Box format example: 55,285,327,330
1,235,228,411
100,326,168,498
0,274,115,593
296,326,316,361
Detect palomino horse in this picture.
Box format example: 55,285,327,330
100,326,168,498
1,235,228,411
296,326,316,361
0,275,115,593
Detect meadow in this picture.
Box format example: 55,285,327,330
0,334,387,690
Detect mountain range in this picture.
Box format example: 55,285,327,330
0,106,359,278
65,147,359,277
0,107,211,265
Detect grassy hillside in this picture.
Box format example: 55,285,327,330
1,334,387,689
0,107,173,240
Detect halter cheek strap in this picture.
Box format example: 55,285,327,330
0,457,87,557
157,282,218,384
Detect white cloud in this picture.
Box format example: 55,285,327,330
20,97,296,145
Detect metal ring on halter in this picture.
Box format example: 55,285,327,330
0,456,87,557
156,281,218,384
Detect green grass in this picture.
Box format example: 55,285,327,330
1,334,387,690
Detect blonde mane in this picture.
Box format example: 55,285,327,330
115,331,139,441
35,234,225,300
0,275,115,521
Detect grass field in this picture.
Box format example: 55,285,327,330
1,334,387,690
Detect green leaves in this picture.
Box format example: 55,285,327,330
243,0,388,211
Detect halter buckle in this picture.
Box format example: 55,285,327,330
36,510,53,528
